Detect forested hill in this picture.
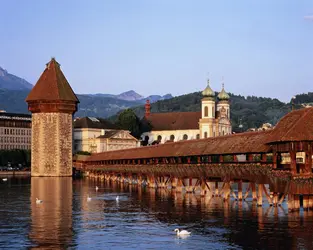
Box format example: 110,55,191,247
131,91,301,132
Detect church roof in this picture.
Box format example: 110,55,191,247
74,117,116,129
202,79,215,97
143,111,201,131
26,58,79,103
217,84,230,101
267,107,313,143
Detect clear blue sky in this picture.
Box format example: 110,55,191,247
0,0,312,102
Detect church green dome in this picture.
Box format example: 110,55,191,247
202,79,215,97
217,84,230,101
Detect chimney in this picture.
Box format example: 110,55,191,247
145,99,150,117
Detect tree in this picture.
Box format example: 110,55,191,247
116,109,142,138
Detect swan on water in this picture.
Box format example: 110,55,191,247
2,178,7,181
36,198,43,204
116,196,119,201
96,186,99,191
87,195,92,202
174,228,191,235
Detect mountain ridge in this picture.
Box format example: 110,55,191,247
0,66,33,90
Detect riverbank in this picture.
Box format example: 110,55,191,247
0,171,31,176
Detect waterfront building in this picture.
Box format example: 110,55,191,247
141,79,232,145
74,117,139,153
26,58,79,177
0,112,31,150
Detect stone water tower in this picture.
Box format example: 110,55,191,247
26,58,79,176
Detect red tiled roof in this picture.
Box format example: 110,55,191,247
87,130,272,161
26,58,79,103
267,107,313,143
143,111,201,131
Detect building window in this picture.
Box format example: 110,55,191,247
223,130,225,136
204,106,208,117
204,132,208,138
170,135,175,141
196,134,200,139
183,134,188,140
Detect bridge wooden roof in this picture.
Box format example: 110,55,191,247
267,107,313,143
87,130,272,161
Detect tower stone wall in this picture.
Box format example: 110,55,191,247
31,113,73,176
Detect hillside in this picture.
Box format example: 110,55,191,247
0,87,308,132
0,88,143,117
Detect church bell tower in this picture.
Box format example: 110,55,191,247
199,78,216,138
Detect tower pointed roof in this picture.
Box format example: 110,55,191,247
202,79,215,97
217,82,230,101
26,58,79,103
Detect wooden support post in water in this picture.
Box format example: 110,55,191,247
288,194,295,212
294,195,300,211
171,177,177,189
176,178,183,193
309,196,313,210
238,180,243,201
251,183,257,201
303,195,309,210
214,182,219,197
185,178,193,193
257,184,263,206
272,192,278,207
223,182,230,201
200,179,206,196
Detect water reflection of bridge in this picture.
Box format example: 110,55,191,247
75,108,313,212
102,182,313,250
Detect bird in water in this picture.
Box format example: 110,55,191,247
87,195,92,202
2,178,7,181
96,186,99,191
116,196,119,201
174,228,191,236
36,198,43,204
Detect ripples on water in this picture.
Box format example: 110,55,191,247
1,176,313,249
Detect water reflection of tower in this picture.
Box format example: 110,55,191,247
29,178,73,248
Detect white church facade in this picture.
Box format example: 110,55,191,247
141,79,232,145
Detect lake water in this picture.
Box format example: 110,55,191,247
0,176,313,249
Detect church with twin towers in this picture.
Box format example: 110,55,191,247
141,78,232,145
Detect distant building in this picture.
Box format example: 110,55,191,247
74,117,138,153
140,78,232,145
0,112,31,150
247,123,273,132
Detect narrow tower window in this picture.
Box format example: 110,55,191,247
204,106,208,117
204,132,208,138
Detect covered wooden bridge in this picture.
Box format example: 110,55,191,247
74,108,313,211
